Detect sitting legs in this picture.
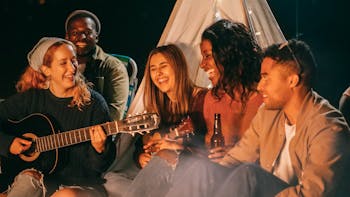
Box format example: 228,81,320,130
7,169,45,197
216,163,289,197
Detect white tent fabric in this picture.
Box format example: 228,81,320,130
127,0,286,116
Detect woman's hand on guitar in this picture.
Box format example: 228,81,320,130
168,117,194,140
208,145,232,163
9,137,32,155
89,125,107,153
155,137,184,152
143,138,160,154
139,152,152,168
143,137,183,154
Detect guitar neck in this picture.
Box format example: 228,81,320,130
34,122,118,152
34,112,158,153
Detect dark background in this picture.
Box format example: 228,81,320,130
0,0,348,107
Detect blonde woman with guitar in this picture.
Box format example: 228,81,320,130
0,37,159,197
114,44,208,197
136,44,207,169
105,44,207,197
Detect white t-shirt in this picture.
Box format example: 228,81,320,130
272,122,297,184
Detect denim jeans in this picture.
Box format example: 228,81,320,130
6,169,45,197
123,156,175,197
5,169,107,197
103,171,135,197
165,156,230,197
164,160,288,197
215,163,289,197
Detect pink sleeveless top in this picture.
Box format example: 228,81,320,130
203,91,263,147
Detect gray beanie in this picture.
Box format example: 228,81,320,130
27,37,67,72
65,10,101,35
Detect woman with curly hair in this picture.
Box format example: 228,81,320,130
200,19,263,162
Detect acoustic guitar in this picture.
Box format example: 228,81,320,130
0,112,159,192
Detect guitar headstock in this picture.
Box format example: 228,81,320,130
119,112,160,136
169,116,194,140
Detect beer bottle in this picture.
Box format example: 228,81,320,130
211,113,225,148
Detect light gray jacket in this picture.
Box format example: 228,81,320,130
221,90,350,197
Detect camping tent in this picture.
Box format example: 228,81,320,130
127,0,286,115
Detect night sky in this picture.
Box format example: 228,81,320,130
0,0,348,107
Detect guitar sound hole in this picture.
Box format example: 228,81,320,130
22,142,36,156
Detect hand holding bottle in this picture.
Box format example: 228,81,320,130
208,145,234,163
208,113,226,163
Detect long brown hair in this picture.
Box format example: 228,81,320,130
16,40,92,110
143,44,194,124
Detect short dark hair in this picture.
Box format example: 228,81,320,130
65,10,101,35
263,39,317,88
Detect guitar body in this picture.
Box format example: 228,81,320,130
0,114,60,191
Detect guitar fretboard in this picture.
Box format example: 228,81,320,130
33,113,159,153
34,122,118,152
